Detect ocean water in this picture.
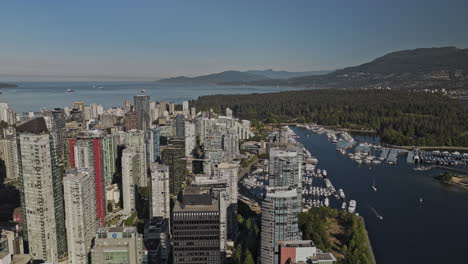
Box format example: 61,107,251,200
0,81,302,112
293,126,468,264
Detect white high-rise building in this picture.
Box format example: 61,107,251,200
63,169,98,264
222,129,239,161
0,103,16,125
150,163,170,219
0,136,19,181
225,107,233,118
150,101,160,123
89,103,104,120
184,121,196,157
122,147,138,216
125,130,148,187
190,107,196,118
182,101,190,117
123,99,132,113
17,118,67,262
212,162,239,240
169,101,175,115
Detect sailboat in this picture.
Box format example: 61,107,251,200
419,197,423,205
372,177,377,192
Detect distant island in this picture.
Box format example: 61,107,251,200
156,69,330,84
0,83,17,88
223,47,468,91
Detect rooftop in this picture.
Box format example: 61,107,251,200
279,240,316,248
16,117,49,134
173,199,219,213
265,186,299,198
309,252,337,262
96,226,137,234
173,188,219,213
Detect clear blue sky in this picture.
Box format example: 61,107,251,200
1,0,467,80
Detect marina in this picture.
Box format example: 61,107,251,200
291,126,468,264
297,123,468,168
240,126,358,214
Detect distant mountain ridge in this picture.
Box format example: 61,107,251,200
157,70,268,84
245,69,331,79
0,83,17,88
224,47,468,90
156,69,328,84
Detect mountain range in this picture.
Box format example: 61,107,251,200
156,69,329,84
223,47,468,90
0,83,17,88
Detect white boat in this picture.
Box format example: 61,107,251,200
324,198,329,207
341,202,347,210
338,189,345,199
372,177,377,192
348,200,356,213
141,89,146,93
67,89,74,93
322,170,327,177
325,179,331,188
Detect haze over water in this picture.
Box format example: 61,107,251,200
0,82,301,112
293,126,468,264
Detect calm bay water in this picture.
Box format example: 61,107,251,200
0,81,301,112
293,126,468,264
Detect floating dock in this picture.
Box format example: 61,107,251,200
407,151,414,164
380,148,390,160
336,140,355,150
387,149,399,164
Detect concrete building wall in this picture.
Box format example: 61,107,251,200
122,148,137,215
184,121,196,157
150,163,170,219
18,132,67,262
63,169,98,264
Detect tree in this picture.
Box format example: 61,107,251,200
233,244,242,264
107,202,113,213
244,249,255,264
246,218,252,231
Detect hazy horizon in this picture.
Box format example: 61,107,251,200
0,68,334,82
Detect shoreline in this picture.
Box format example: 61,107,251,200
283,122,468,151
360,216,377,264
435,175,468,190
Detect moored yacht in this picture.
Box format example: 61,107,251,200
348,200,357,213
338,189,345,199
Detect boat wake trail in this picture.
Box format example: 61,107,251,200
370,206,384,220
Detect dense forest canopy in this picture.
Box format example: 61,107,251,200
192,89,468,147
299,207,373,264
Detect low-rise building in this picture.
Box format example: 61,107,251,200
91,227,144,264
278,240,336,264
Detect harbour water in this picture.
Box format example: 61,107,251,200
0,81,301,112
292,126,468,264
